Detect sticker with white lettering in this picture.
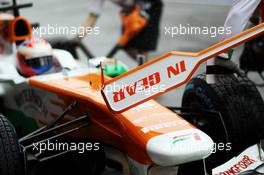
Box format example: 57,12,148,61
212,144,264,175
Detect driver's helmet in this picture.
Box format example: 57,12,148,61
17,38,53,77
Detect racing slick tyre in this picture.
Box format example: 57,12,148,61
180,74,264,174
0,114,24,175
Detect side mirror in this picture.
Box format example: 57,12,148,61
0,75,15,83
0,74,24,84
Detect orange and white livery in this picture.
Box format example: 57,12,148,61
0,4,263,174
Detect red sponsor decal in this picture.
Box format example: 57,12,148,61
194,133,201,141
215,155,257,175
112,60,186,103
102,24,264,112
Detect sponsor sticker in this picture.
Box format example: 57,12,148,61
101,23,264,113
141,120,189,134
172,133,201,145
212,145,264,175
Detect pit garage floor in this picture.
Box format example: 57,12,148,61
20,0,264,174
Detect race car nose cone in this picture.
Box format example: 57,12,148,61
146,129,214,166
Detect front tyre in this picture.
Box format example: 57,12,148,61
0,114,24,175
181,74,264,171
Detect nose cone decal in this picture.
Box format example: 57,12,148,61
146,129,214,166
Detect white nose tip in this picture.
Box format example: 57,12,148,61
146,129,214,166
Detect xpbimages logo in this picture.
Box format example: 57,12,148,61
32,140,100,154
164,24,232,38
33,24,100,37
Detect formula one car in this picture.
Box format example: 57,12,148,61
0,1,264,175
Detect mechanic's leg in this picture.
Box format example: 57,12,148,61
125,48,149,65
206,0,261,84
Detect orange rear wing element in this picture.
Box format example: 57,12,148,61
101,23,264,113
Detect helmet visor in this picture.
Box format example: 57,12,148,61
24,56,53,68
